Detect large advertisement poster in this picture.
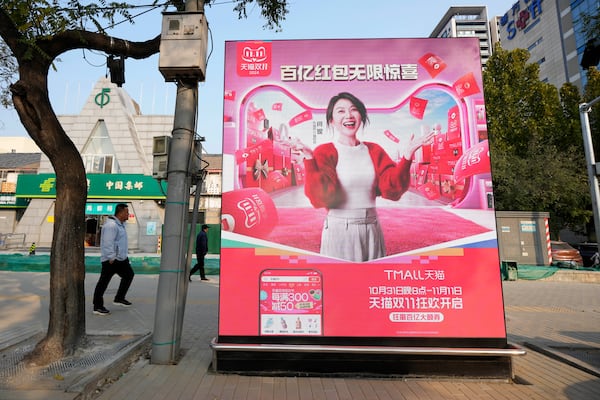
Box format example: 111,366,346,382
219,38,506,343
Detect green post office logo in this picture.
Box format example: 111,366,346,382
94,88,111,108
39,177,56,192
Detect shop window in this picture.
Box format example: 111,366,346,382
83,155,114,173
81,119,121,173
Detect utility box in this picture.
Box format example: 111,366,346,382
152,135,170,156
153,156,168,179
496,211,551,265
152,136,170,179
501,260,518,281
159,12,208,82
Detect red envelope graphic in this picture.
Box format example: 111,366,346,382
453,72,481,98
454,140,490,181
384,129,400,143
234,139,273,164
253,108,266,121
289,110,313,127
418,53,447,78
224,90,236,101
418,181,441,200
447,105,461,140
410,96,428,120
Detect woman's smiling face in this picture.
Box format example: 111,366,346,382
330,98,362,141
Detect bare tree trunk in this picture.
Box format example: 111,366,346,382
13,68,88,365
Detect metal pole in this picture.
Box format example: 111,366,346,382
152,0,204,365
187,139,205,271
579,96,600,256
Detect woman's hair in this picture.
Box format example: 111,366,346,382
325,92,369,128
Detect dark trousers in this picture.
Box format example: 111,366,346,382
190,255,206,279
93,258,134,308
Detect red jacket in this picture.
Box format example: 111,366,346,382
303,142,411,209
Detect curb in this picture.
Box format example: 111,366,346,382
523,342,600,378
540,270,600,284
67,333,152,400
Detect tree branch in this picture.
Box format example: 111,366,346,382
41,30,160,60
0,8,24,57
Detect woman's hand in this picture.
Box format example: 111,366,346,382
291,138,314,160
402,131,435,160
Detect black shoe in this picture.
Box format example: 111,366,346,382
201,278,209,281
113,299,132,307
93,307,110,315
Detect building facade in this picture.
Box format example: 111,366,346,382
430,6,494,68
497,0,599,91
0,152,39,240
13,77,222,252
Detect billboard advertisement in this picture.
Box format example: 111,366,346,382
219,38,506,345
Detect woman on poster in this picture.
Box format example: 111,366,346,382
294,92,433,262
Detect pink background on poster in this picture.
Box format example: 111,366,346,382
219,38,506,341
219,248,505,338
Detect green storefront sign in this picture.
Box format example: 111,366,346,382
0,195,29,208
16,174,167,199
85,202,116,215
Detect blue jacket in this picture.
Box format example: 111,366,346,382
100,216,128,262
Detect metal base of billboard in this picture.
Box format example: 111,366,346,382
210,338,526,380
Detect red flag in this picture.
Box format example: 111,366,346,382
409,96,428,119
418,53,447,78
453,72,481,98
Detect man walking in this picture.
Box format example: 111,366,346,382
190,224,209,281
92,203,135,315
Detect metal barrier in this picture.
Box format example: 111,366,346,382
0,233,26,250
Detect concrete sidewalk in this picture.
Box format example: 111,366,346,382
1,271,599,399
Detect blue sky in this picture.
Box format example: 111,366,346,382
0,1,513,153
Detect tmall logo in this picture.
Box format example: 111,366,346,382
236,42,272,77
241,46,268,63
236,197,260,228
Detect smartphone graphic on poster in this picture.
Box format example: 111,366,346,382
259,269,323,336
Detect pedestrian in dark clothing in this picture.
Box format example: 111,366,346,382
92,203,135,315
190,224,209,281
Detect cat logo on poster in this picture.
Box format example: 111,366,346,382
237,42,272,77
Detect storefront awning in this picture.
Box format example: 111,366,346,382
16,173,167,199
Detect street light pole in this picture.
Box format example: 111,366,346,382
152,0,205,365
579,95,600,256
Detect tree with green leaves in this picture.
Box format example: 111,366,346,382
484,46,591,237
559,82,583,144
584,67,600,150
0,0,288,366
